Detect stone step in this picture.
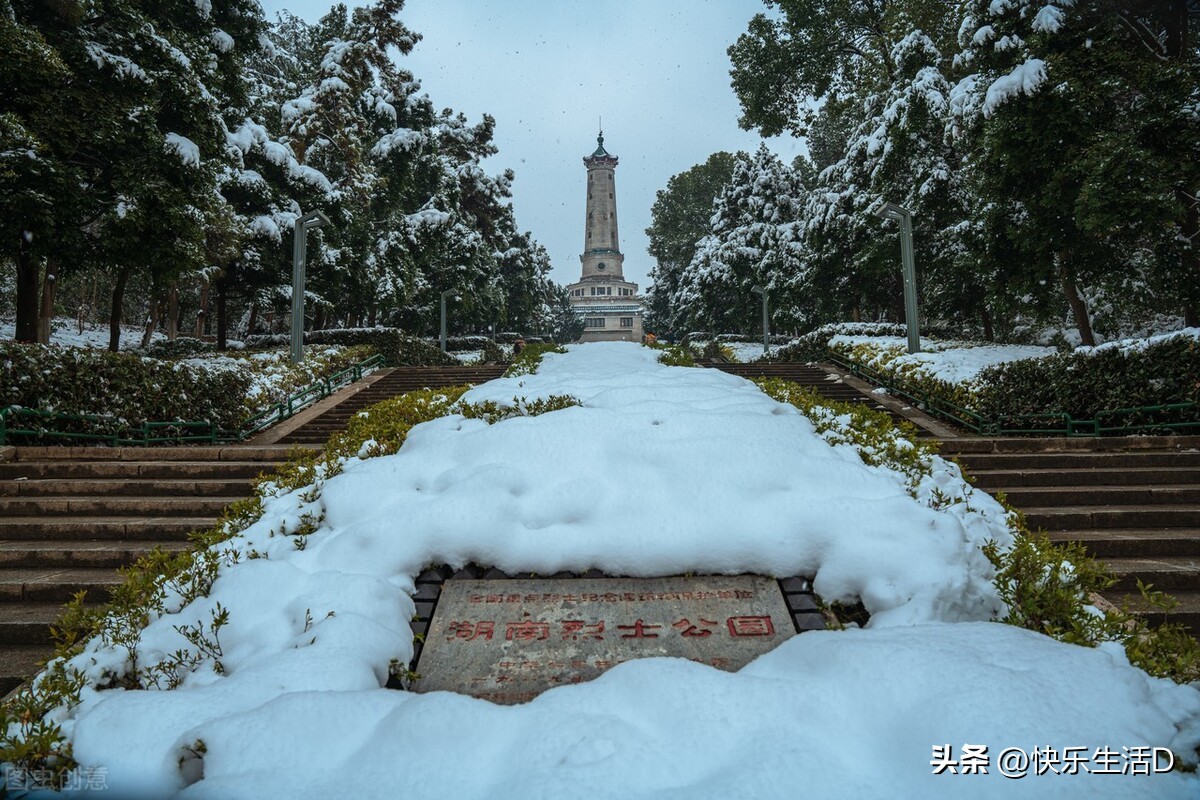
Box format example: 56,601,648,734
0,645,55,696
0,567,122,603
0,478,253,497
0,496,242,517
969,467,1200,488
1024,505,1200,531
10,446,298,462
0,461,279,480
0,603,70,645
0,540,190,569
1105,557,1200,592
0,517,210,541
1045,528,1200,558
940,436,1200,455
953,452,1200,471
1104,589,1200,634
995,486,1200,507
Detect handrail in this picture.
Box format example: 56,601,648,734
826,352,1199,437
0,352,385,446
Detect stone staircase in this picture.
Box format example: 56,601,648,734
942,437,1200,632
710,362,938,436
277,364,509,445
0,445,300,694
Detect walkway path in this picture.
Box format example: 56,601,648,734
1,359,1196,694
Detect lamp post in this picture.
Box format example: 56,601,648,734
875,201,920,354
290,210,331,364
751,285,769,355
439,289,459,351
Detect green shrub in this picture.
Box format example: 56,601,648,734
831,332,1200,432
444,336,505,363
0,342,251,438
973,335,1200,424
655,344,697,367
138,337,217,359
243,328,457,367
505,342,565,376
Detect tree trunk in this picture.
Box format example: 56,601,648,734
109,266,132,352
1058,258,1095,347
14,240,39,343
313,304,326,332
37,266,58,344
1177,187,1199,326
246,303,259,338
194,284,210,338
216,280,228,350
368,306,377,327
851,306,861,323
166,284,179,340
140,298,162,348
981,305,994,342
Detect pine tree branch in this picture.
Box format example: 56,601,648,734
1116,11,1169,61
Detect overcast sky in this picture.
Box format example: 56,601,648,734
258,0,805,291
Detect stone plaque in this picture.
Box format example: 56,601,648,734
414,575,794,704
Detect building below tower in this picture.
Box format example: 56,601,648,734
566,129,644,343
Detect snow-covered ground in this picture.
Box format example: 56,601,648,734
830,336,1056,385
0,318,168,351
36,344,1200,798
451,349,483,363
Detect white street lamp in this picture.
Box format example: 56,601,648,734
290,210,331,364
439,289,460,352
876,201,920,354
751,285,769,355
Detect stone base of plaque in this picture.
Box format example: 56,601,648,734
403,570,824,705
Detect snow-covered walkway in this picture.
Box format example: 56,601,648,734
41,344,1200,798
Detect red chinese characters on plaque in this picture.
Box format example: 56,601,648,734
414,576,795,704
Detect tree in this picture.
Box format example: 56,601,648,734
951,0,1199,345
673,145,808,334
644,152,739,336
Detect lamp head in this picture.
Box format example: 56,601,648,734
751,285,765,296
875,201,911,221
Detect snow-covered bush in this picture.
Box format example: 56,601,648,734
831,331,1200,431
974,332,1200,425
243,328,457,367
137,337,218,359
444,337,504,363
0,342,252,438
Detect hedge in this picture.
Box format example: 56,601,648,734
973,334,1200,423
243,328,456,367
0,342,251,435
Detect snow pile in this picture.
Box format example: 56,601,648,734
83,624,1200,800
1076,328,1200,357
43,344,1200,797
830,335,1055,385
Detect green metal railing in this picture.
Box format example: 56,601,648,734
0,353,385,447
827,352,1200,437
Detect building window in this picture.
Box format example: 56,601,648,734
620,317,633,328
585,317,606,328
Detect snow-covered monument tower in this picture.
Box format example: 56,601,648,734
566,130,644,342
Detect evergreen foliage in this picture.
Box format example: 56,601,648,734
641,1,1200,342
2,0,561,350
